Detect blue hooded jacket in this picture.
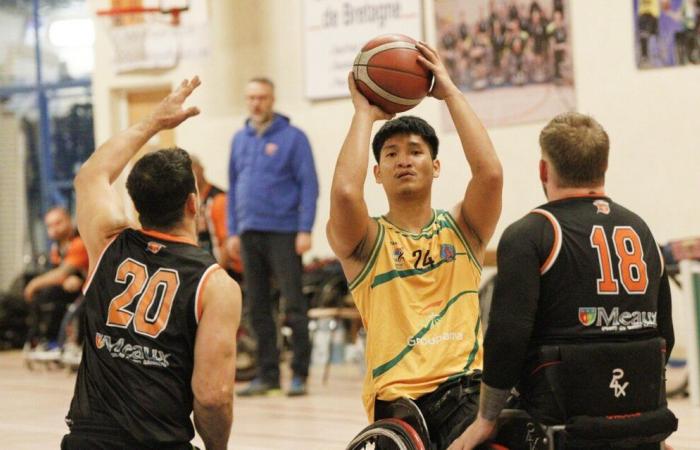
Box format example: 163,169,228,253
227,114,319,236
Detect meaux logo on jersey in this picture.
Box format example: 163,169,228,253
578,307,657,331
95,332,171,368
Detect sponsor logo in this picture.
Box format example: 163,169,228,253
264,142,278,156
407,331,464,347
94,332,171,368
95,333,105,349
146,241,165,254
440,244,456,262
593,199,610,215
578,307,597,326
391,241,406,268
578,307,657,332
609,368,629,398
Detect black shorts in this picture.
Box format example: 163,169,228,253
376,372,482,450
62,422,198,450
639,13,659,37
61,434,199,450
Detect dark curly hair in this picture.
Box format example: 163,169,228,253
126,147,196,229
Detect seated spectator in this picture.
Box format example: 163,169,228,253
191,156,243,281
24,206,88,350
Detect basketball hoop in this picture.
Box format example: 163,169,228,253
95,0,208,73
96,0,190,26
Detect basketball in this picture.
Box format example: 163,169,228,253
352,34,433,114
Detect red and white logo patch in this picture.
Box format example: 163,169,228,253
593,200,610,215
265,142,278,156
146,241,166,254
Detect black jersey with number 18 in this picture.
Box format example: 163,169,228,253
66,228,219,447
517,195,666,343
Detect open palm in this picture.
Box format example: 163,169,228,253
150,76,202,130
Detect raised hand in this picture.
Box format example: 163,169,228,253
150,76,202,130
415,41,461,101
347,72,395,122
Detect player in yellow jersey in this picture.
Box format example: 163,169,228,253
328,41,502,449
638,0,661,65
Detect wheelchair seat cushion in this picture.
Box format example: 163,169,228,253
537,337,665,418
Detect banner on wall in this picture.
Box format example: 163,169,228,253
303,0,423,100
634,0,699,69
434,0,576,128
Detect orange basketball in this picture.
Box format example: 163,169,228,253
352,34,433,114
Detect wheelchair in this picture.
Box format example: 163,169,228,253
347,337,677,450
345,398,433,450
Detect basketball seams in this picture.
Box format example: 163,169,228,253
353,63,430,80
355,65,422,106
352,34,431,113
355,41,418,64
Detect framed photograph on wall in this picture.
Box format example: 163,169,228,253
634,0,699,69
434,0,576,128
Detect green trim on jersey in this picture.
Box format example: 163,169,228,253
371,289,478,379
370,252,468,289
444,211,482,272
381,210,436,235
348,222,385,291
380,210,455,241
446,315,482,382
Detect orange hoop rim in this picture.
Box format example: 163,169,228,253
96,4,189,25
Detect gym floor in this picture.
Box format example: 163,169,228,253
1,350,699,449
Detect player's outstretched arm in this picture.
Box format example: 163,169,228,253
416,42,503,260
192,268,241,450
74,77,201,266
327,73,393,279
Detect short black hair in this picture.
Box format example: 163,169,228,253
126,147,196,230
371,116,439,162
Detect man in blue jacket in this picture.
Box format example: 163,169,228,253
227,77,319,397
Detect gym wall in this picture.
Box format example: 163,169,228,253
91,0,700,260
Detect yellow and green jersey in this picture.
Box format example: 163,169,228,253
349,209,483,420
638,0,660,17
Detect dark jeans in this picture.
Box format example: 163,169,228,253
26,285,79,345
240,231,311,383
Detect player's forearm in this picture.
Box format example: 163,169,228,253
31,265,71,291
444,92,502,181
77,118,160,186
331,112,374,201
193,398,232,450
478,382,511,421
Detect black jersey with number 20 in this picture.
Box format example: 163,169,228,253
66,228,219,447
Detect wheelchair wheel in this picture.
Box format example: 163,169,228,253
346,418,425,450
235,325,257,382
